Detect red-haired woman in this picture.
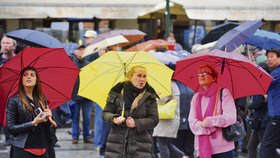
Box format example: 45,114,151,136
188,64,236,158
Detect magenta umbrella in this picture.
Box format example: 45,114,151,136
173,49,273,99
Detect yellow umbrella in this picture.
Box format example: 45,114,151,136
78,51,173,109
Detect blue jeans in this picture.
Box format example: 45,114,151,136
71,99,93,140
93,103,111,149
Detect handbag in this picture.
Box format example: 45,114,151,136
219,88,246,141
222,112,246,141
157,96,177,119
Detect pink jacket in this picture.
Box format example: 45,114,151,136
188,88,236,155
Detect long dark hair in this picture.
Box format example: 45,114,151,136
18,67,46,111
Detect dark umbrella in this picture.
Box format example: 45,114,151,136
201,22,239,44
6,29,63,48
216,20,263,52
0,48,80,125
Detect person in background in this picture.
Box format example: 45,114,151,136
260,48,280,158
173,80,195,158
102,65,159,158
166,32,183,51
83,30,97,46
0,35,17,65
69,44,99,144
0,35,17,146
152,80,185,158
6,67,57,158
247,62,269,158
188,64,236,158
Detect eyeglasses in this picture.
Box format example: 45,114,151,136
197,72,212,77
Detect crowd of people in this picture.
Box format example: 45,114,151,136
0,28,280,158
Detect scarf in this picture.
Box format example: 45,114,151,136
123,81,147,110
195,83,218,158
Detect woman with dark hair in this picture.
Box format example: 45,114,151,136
102,65,159,158
6,67,57,158
188,64,236,158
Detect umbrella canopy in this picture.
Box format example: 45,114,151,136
83,35,128,57
201,22,239,44
6,29,63,48
0,48,80,124
173,49,273,99
126,39,172,51
254,30,280,41
245,36,280,50
216,20,263,52
107,29,146,46
78,51,173,109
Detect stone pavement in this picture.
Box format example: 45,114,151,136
0,127,247,158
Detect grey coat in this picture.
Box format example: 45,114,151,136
102,83,159,158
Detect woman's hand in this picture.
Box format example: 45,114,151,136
32,112,48,126
126,117,136,128
201,119,207,128
113,116,125,125
44,109,52,118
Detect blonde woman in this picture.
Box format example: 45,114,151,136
102,65,159,158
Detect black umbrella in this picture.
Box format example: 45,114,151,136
6,29,63,48
201,22,239,44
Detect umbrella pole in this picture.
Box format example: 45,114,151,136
247,45,252,62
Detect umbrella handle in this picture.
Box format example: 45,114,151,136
48,117,57,127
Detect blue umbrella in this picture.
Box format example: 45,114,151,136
216,20,263,52
62,42,79,55
254,30,280,41
245,35,280,50
6,29,63,48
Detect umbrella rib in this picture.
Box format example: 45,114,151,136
40,80,71,100
148,74,171,94
23,48,61,68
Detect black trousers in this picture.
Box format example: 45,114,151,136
260,117,280,158
173,129,195,158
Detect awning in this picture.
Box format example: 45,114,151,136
0,0,164,19
172,0,280,21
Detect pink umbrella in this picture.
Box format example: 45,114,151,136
173,49,273,99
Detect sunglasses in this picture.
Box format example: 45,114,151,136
197,71,212,77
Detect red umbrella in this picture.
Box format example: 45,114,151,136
0,48,80,125
173,49,273,99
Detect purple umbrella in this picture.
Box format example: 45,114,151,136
216,20,263,52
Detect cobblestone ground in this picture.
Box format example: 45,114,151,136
1,128,247,158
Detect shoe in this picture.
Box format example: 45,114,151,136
84,137,93,144
72,139,78,144
241,148,248,153
54,143,61,148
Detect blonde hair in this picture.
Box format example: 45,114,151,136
124,65,147,81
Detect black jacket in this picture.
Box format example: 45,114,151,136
6,95,57,148
69,52,99,101
102,82,159,158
